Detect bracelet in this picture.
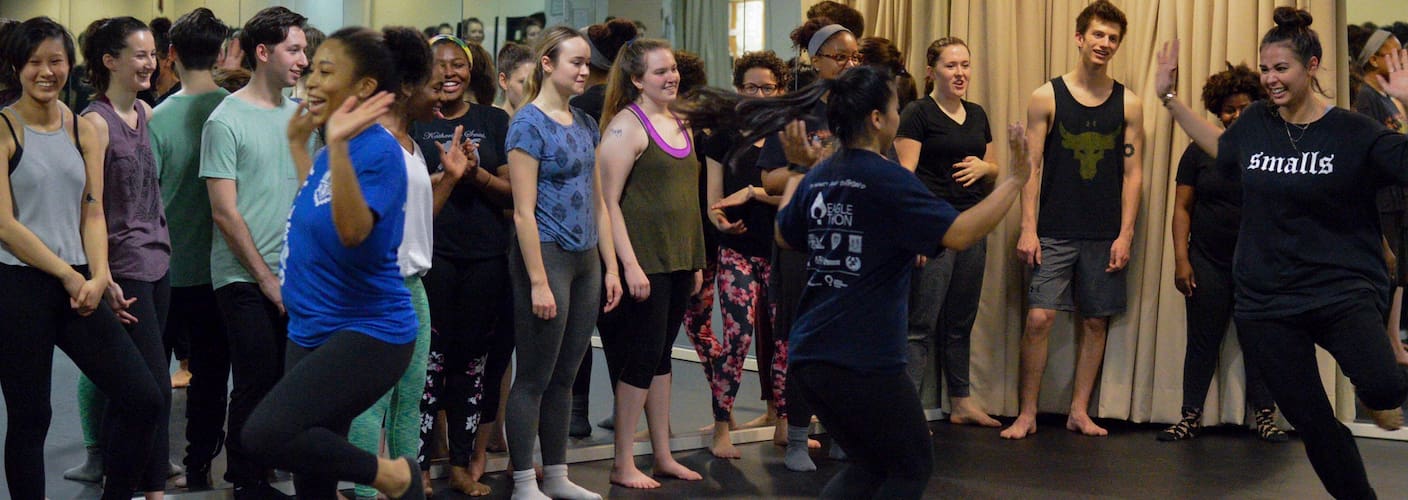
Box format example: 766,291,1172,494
606,271,619,277
1159,89,1177,108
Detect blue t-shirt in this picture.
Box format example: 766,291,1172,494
506,103,600,252
282,124,417,347
777,149,959,373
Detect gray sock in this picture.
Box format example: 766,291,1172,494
785,426,816,472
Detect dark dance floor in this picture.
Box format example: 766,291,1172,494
5,348,1408,499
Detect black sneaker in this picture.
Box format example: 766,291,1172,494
233,481,293,500
1157,407,1201,441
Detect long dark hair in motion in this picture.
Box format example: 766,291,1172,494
673,64,894,170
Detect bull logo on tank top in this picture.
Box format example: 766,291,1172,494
1058,122,1120,181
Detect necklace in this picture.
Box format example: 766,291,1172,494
1282,119,1310,154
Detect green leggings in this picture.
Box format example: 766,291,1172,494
348,276,432,498
77,375,106,448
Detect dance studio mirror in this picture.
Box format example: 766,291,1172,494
1346,0,1408,433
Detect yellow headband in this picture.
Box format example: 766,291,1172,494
428,34,473,67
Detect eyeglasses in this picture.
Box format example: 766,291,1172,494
814,52,862,65
741,84,779,95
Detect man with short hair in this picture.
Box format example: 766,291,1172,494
1003,0,1144,440
198,6,307,497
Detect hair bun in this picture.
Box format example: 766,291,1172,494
1272,7,1312,30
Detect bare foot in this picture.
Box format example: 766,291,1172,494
1000,415,1038,440
949,398,1002,428
710,428,741,459
450,465,492,496
421,470,433,497
468,452,487,482
739,412,776,429
770,423,820,448
1065,414,1109,436
610,465,661,489
171,360,192,389
1370,408,1404,431
653,459,703,481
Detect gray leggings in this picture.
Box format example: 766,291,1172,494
506,240,601,471
906,239,986,399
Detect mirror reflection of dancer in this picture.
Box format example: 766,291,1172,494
0,17,163,500
722,64,1029,499
1156,7,1408,499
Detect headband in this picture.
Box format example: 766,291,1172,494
1358,30,1394,67
807,24,850,58
428,34,473,67
585,36,613,70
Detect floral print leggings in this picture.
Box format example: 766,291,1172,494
684,246,787,422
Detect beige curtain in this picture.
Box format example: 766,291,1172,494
850,0,1355,425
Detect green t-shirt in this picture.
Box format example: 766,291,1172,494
198,94,298,289
150,88,229,287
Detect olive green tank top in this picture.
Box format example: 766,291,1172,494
620,103,705,274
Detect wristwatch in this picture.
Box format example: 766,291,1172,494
1160,89,1178,107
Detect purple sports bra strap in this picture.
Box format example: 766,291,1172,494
626,102,692,159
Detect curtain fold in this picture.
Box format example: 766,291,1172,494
867,0,1356,426
676,0,732,90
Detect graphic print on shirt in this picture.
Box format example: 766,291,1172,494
804,181,865,289
313,169,333,206
417,127,486,173
1245,151,1337,175
1058,122,1119,181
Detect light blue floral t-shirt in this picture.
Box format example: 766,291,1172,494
506,103,600,252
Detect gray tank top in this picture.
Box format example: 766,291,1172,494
0,108,88,266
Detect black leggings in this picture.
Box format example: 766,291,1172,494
0,264,162,500
1236,294,1408,500
420,254,514,468
1180,249,1273,411
598,270,692,389
793,362,933,499
107,276,173,492
773,247,813,428
215,282,288,485
243,332,413,499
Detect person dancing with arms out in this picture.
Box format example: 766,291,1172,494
728,64,1030,500
1002,0,1144,440
1155,7,1408,499
240,25,429,500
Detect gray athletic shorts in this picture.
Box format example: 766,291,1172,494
1027,237,1127,317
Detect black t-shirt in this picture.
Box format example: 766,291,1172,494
1174,143,1240,268
1220,100,1408,319
1038,77,1126,240
412,104,511,260
570,84,607,123
896,97,993,210
1353,85,1408,214
702,130,772,258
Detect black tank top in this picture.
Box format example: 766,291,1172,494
1038,76,1126,240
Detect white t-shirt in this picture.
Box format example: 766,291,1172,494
398,142,434,277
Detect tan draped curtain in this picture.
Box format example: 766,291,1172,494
841,0,1355,424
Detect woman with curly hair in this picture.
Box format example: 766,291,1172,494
1159,63,1286,443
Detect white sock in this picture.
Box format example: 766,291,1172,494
540,464,602,500
511,469,551,500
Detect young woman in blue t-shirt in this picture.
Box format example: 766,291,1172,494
503,26,622,500
717,65,1030,499
239,26,426,499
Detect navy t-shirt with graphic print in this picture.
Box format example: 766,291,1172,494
412,104,511,260
282,124,417,348
1219,100,1408,319
777,149,959,374
505,103,600,252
